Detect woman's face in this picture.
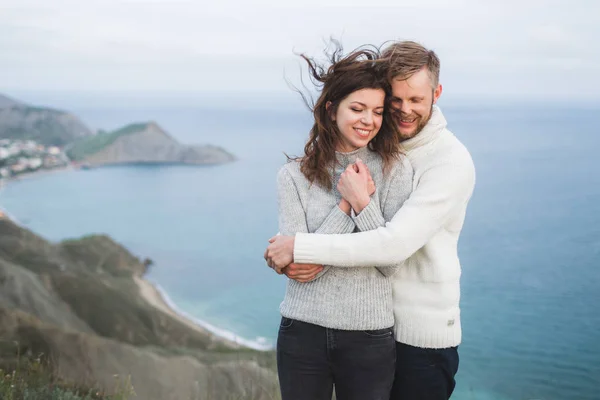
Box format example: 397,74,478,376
332,88,385,153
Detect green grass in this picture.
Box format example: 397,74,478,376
0,347,134,400
0,348,281,400
66,123,150,161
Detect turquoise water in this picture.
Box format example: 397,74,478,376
1,105,599,399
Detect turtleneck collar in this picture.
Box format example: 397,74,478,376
400,105,448,152
334,145,374,171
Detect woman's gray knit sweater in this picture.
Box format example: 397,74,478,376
277,146,413,330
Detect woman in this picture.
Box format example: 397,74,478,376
275,44,414,400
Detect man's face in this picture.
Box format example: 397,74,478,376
389,67,442,141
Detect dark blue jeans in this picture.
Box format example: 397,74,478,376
277,317,396,400
391,342,459,400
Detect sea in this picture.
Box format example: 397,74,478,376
1,100,599,400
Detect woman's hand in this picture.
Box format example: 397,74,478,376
352,162,376,196
367,173,376,196
337,158,372,214
339,198,352,215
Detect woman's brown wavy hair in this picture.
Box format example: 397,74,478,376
291,42,401,190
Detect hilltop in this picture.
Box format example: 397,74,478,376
0,94,22,108
67,122,235,166
0,94,93,146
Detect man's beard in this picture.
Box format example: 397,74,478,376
395,103,434,141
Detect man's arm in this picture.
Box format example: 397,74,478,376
293,159,475,267
276,167,356,278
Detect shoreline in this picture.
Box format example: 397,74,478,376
134,276,273,351
0,166,274,352
2,164,75,184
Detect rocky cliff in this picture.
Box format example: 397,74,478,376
67,122,235,166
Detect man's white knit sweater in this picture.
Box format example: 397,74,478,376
293,106,476,349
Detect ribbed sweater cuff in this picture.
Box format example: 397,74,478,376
294,233,326,265
352,196,385,232
316,206,355,234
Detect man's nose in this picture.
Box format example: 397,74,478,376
400,102,412,115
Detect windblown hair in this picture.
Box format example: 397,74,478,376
381,40,440,88
292,41,401,190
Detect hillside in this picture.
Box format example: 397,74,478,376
0,217,277,400
0,94,93,146
67,122,235,166
0,94,22,108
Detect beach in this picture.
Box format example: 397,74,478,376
133,275,272,351
132,276,242,348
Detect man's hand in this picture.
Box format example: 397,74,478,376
282,263,324,283
264,235,295,271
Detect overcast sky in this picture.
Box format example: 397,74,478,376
1,0,599,104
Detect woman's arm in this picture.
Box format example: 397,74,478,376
276,166,356,279
349,158,413,276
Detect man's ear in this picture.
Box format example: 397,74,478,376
433,84,443,104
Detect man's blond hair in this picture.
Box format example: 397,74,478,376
382,41,440,88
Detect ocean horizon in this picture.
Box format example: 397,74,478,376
1,103,599,400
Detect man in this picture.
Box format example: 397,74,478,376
265,40,475,400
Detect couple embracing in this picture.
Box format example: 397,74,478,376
264,40,476,400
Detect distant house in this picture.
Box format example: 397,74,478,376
48,146,61,156
43,155,67,168
28,158,43,170
7,144,20,157
10,163,27,174
0,139,69,176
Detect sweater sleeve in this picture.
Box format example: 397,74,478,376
293,157,475,267
350,157,413,276
277,167,356,278
352,190,386,233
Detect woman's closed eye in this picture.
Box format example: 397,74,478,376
351,108,383,116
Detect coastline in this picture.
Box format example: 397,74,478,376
134,276,273,351
2,164,75,184
0,166,274,352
